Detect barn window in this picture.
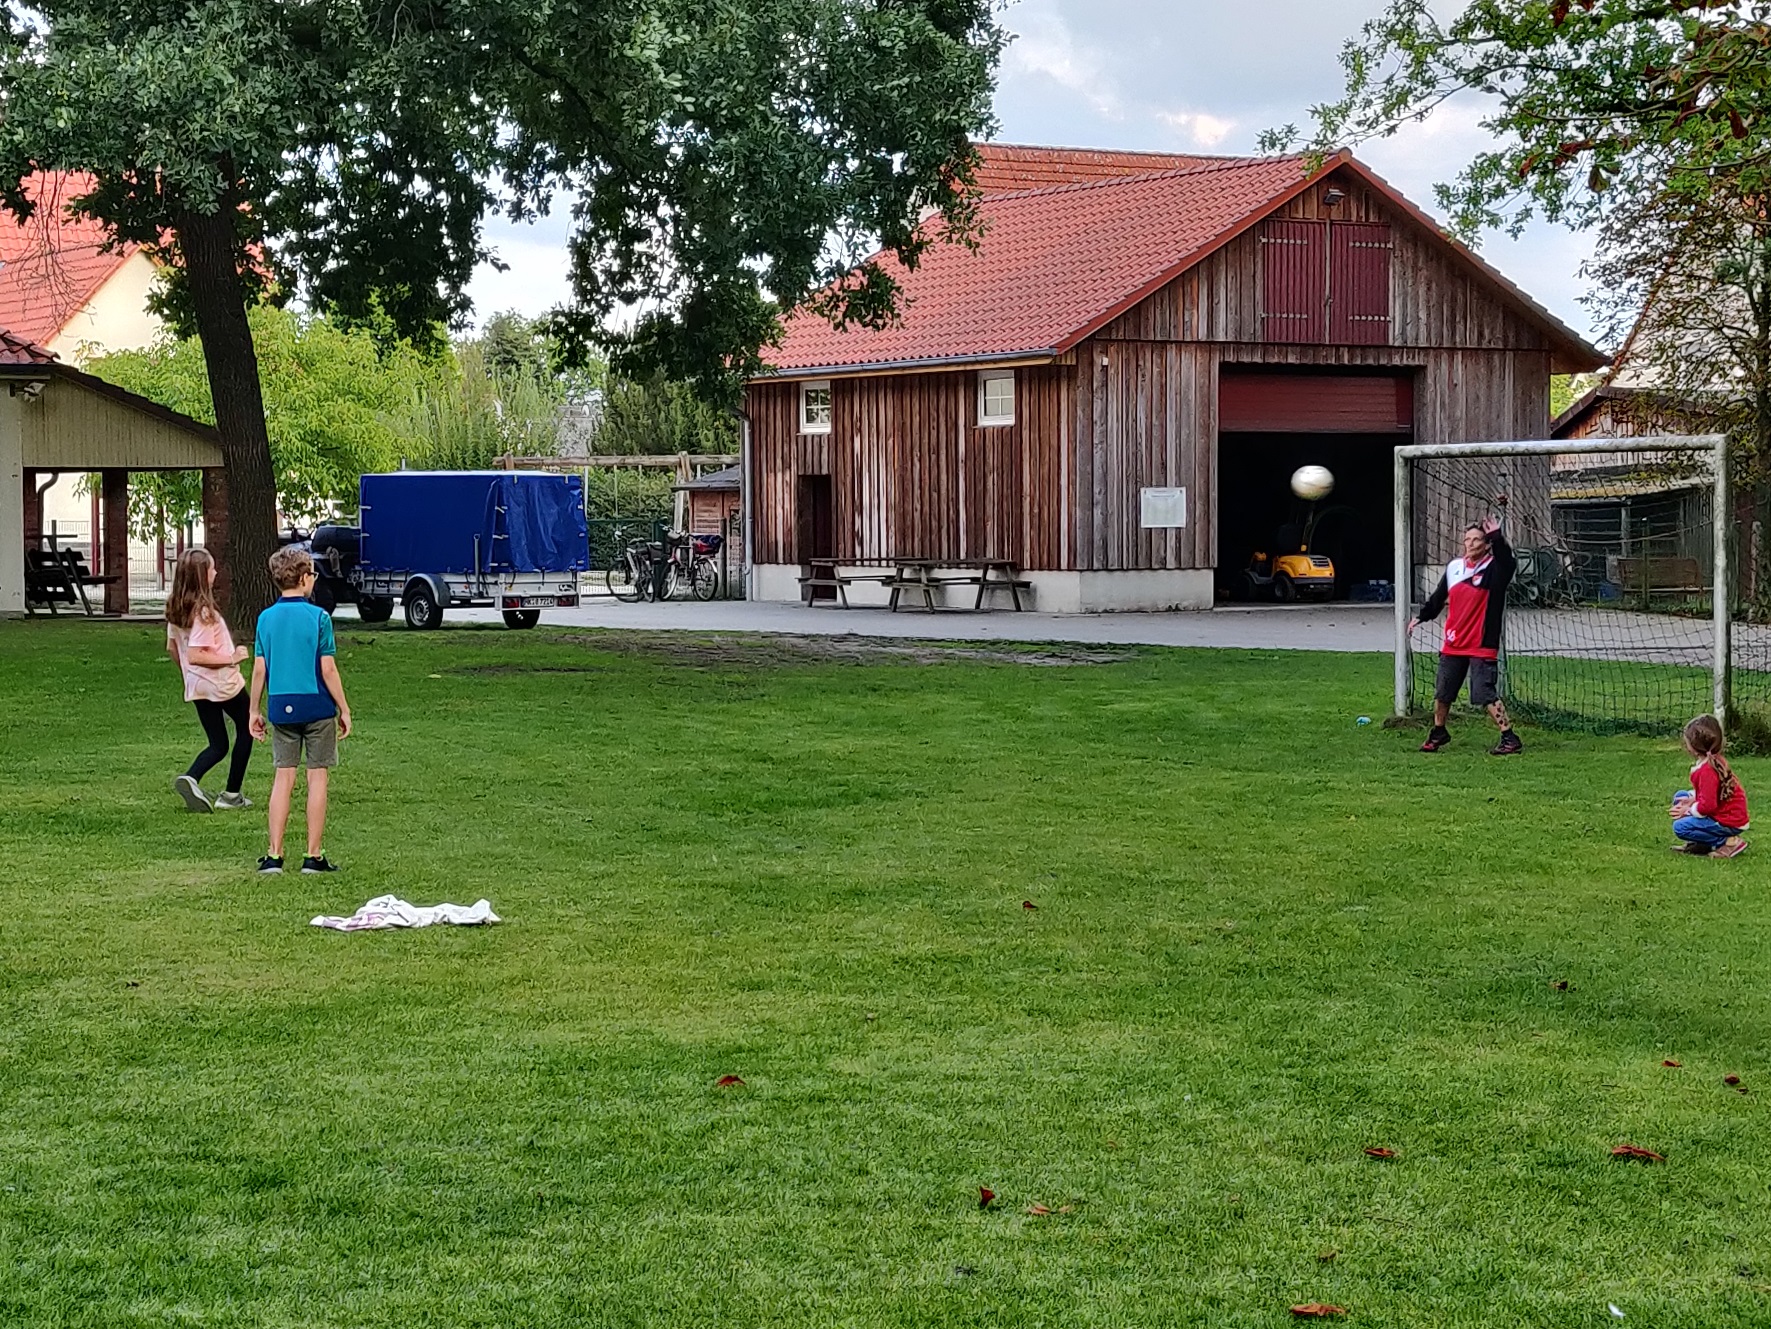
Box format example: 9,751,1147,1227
978,370,1015,426
799,380,832,434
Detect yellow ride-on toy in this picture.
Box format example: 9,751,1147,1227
1242,507,1346,602
1244,545,1335,602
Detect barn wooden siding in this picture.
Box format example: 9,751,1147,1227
748,366,1071,567
1071,341,1549,571
750,169,1558,573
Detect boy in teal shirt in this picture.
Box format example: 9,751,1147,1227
248,546,353,874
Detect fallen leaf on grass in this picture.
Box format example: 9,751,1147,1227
1022,900,1038,911
1290,1304,1347,1318
978,1187,996,1209
1724,1074,1742,1086
1663,1059,1682,1068
1611,1145,1664,1163
1316,1250,1339,1263
1026,1203,1053,1216
1551,979,1570,991
714,1075,745,1088
1363,1147,1396,1159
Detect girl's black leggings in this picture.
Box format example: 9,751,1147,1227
187,691,254,794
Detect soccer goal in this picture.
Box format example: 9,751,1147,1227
1392,434,1760,734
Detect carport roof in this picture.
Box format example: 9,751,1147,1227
0,327,223,465
0,328,56,365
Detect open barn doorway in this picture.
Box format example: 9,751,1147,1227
1214,369,1413,603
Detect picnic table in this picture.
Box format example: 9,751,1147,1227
23,539,117,616
799,557,1030,611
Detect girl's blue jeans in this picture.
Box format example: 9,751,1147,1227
1673,792,1743,849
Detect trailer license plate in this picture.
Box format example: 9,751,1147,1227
523,596,558,608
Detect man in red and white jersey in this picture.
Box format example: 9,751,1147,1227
1407,515,1523,755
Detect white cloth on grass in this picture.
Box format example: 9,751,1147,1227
310,895,501,931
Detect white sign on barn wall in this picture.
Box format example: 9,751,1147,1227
1139,487,1187,528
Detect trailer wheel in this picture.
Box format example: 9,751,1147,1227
357,597,395,624
501,609,540,629
404,584,444,630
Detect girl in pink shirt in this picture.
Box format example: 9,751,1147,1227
165,549,253,812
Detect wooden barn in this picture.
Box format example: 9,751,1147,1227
742,144,1606,611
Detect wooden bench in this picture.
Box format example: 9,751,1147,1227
798,558,897,608
23,545,118,616
1606,554,1705,595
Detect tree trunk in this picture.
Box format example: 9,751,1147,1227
174,205,278,638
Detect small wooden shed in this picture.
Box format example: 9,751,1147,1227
1,330,227,615
743,145,1606,610
674,463,742,550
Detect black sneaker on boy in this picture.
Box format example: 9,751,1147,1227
301,856,340,874
257,855,284,874
1419,727,1451,752
1489,730,1524,756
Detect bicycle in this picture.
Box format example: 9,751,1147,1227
657,530,723,601
606,537,655,602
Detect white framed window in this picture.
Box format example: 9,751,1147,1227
799,380,832,434
978,370,1015,426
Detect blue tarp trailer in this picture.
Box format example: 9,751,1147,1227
308,471,589,629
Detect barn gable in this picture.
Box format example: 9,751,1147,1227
1099,166,1574,365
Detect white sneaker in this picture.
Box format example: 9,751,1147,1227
174,774,213,813
214,791,253,810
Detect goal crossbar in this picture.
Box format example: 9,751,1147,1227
1393,434,1730,725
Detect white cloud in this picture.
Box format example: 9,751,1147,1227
1158,111,1235,149
461,216,575,330
1004,10,1124,119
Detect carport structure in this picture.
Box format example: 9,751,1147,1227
0,329,226,616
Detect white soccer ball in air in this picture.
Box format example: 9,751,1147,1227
1291,465,1335,501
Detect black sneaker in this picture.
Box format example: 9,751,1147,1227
301,856,340,874
1419,727,1451,752
257,855,284,874
1489,730,1524,756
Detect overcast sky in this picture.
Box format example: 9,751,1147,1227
462,0,1600,344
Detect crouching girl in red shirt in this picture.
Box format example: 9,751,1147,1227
1671,715,1749,857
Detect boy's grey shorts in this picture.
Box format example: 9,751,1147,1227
1434,654,1499,707
271,718,338,770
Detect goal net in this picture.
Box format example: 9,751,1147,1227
1394,435,1768,734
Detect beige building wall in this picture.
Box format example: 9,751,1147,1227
1,393,24,614
45,251,165,364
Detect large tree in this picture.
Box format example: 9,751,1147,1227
0,0,999,628
1290,1,1771,236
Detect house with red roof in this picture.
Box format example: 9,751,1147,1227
1,173,174,577
743,144,1607,611
0,173,164,362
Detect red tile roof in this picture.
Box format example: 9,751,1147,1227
971,143,1217,196
766,147,1606,377
0,327,58,365
0,173,140,347
768,155,1325,374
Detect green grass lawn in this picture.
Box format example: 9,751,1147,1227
1,620,1767,1328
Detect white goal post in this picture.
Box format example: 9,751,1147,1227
1392,434,1731,726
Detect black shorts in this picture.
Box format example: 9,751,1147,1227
1435,654,1499,707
